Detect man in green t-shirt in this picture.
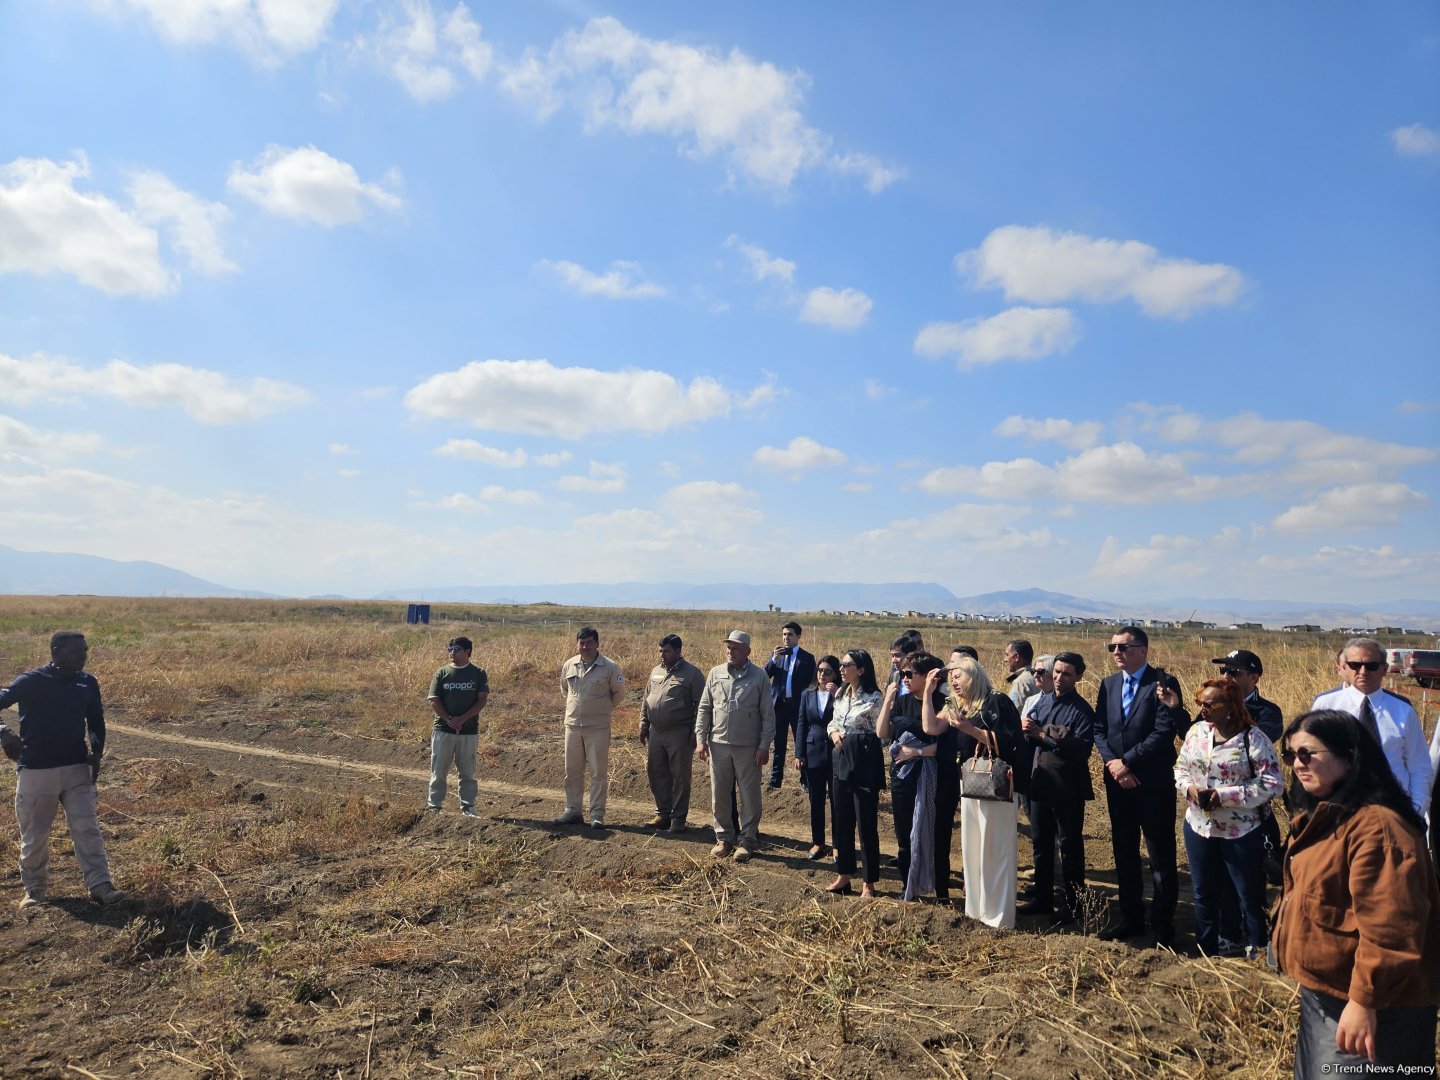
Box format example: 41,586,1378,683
426,636,489,817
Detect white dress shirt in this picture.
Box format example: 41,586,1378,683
1311,684,1432,818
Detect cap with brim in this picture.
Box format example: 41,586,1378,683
1210,649,1262,675
724,630,751,647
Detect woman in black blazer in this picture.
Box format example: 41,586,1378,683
793,655,840,859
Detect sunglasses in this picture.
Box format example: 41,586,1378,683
838,661,857,669
1219,667,1243,676
1105,643,1139,653
1031,668,1048,676
446,645,467,652
1344,660,1384,673
1282,747,1335,766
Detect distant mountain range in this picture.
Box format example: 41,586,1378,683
1,543,1435,631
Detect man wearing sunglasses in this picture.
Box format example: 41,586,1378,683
1312,637,1432,818
1093,626,1188,946
1210,649,1282,743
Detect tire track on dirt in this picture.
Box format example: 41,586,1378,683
108,722,816,846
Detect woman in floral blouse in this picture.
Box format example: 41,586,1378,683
826,649,885,897
1170,677,1283,957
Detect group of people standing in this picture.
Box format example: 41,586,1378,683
422,620,1440,1075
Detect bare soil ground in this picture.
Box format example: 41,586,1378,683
1,704,1300,1079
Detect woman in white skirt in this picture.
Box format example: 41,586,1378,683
923,656,1027,928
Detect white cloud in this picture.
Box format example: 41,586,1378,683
863,379,895,401
499,16,898,191
432,440,528,467
1091,533,1205,579
993,415,1103,450
371,1,493,103
104,0,340,60
725,236,795,283
0,415,108,460
919,441,1223,504
404,358,768,438
338,468,360,479
478,484,541,505
127,169,236,276
1256,544,1440,585
957,225,1245,318
841,482,872,493
536,451,573,468
0,154,174,297
557,460,627,494
0,351,309,424
827,151,905,194
914,307,1078,367
1272,483,1427,534
1397,399,1436,414
227,145,403,227
752,436,847,471
433,493,491,512
799,286,872,330
328,442,357,455
538,259,665,299
851,503,1054,557
1392,122,1440,157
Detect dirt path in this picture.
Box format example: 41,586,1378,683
108,721,819,847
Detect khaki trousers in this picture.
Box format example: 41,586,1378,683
16,763,113,894
709,743,761,848
563,725,611,821
645,726,694,822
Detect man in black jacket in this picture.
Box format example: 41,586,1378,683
1093,626,1188,946
762,621,815,789
1211,649,1282,742
1018,651,1095,922
0,632,123,910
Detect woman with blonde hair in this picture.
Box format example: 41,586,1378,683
923,655,1027,927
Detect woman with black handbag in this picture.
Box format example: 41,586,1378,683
923,655,1026,928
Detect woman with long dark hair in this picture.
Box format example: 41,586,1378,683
825,649,884,898
876,651,953,901
923,655,1027,927
793,655,841,860
1172,677,1282,958
1273,709,1440,1075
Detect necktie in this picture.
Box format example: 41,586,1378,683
1122,675,1136,718
1358,696,1381,742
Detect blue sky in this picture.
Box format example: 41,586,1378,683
1,1,1437,601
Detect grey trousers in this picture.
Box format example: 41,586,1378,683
709,743,761,848
16,763,113,893
1295,986,1437,1078
645,725,694,822
428,731,479,810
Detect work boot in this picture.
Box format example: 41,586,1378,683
90,882,125,906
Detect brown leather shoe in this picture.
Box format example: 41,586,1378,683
710,840,734,858
644,814,671,829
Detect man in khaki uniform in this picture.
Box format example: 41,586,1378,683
696,630,775,861
555,627,625,828
640,634,705,833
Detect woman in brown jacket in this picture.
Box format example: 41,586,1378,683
1274,709,1440,1075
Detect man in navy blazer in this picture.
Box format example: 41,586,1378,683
762,621,816,789
1093,625,1188,947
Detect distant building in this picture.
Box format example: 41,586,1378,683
1230,622,1263,631
1283,624,1322,633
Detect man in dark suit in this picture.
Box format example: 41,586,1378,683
762,621,816,789
1018,651,1095,923
1093,625,1188,946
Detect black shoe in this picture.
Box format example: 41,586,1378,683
766,780,782,790
806,845,831,861
1097,921,1144,942
1152,925,1177,949
1016,899,1055,916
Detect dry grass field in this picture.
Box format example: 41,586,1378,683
0,597,1436,1078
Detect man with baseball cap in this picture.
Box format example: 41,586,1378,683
1210,649,1282,742
695,631,775,861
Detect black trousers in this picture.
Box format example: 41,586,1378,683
831,775,880,883
1104,776,1178,929
1029,796,1086,911
934,779,958,899
801,759,831,849
769,701,796,782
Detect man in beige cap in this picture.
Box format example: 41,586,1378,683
695,630,775,861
